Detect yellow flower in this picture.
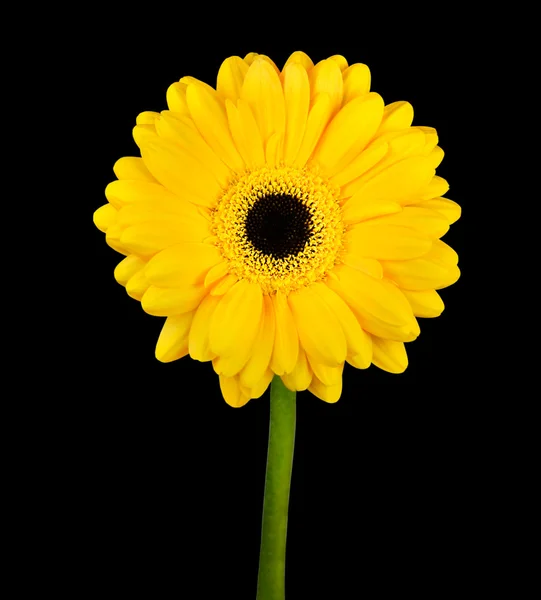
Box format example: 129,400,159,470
94,51,460,407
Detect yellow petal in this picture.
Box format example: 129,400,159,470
225,99,266,169
270,291,299,375
212,343,261,377
417,126,438,152
281,347,312,391
209,279,263,361
426,146,445,169
265,132,283,167
166,82,189,115
378,101,414,133
312,92,384,178
283,51,314,71
344,222,432,260
105,224,129,255
114,255,146,285
249,369,274,399
345,156,435,207
126,268,150,300
312,282,372,368
431,239,459,265
241,59,286,145
308,359,344,386
308,374,343,403
105,180,178,209
93,204,117,232
402,289,445,318
239,381,253,399
219,374,251,408
217,56,249,102
136,119,156,132
310,59,343,114
340,129,426,198
338,256,383,279
327,264,419,341
189,293,221,361
347,347,374,370
136,111,159,126
383,127,428,156
326,270,340,282
328,55,348,72
155,312,194,363
415,197,461,224
132,124,156,148
342,63,371,105
209,273,238,296
293,93,333,168
243,53,279,73
370,207,450,239
154,112,232,188
204,261,230,288
239,295,276,388
119,218,210,256
419,175,449,201
330,139,388,189
382,240,460,290
145,243,223,286
139,136,222,208
180,76,220,95
283,63,310,165
224,101,249,164
289,285,347,366
142,285,206,316
372,338,408,373
185,83,245,173
341,200,402,226
116,201,210,229
113,157,156,182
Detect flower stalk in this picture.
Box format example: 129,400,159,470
256,376,296,600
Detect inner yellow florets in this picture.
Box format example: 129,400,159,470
211,166,344,294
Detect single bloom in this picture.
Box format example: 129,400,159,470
94,51,461,407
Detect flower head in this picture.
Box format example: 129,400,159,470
94,51,460,407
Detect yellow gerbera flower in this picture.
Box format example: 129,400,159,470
93,50,460,408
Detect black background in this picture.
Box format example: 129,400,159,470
46,7,540,598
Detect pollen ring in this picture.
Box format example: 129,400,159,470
211,166,344,294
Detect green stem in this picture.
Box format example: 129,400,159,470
256,376,297,600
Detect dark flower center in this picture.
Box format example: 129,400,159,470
244,193,313,259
